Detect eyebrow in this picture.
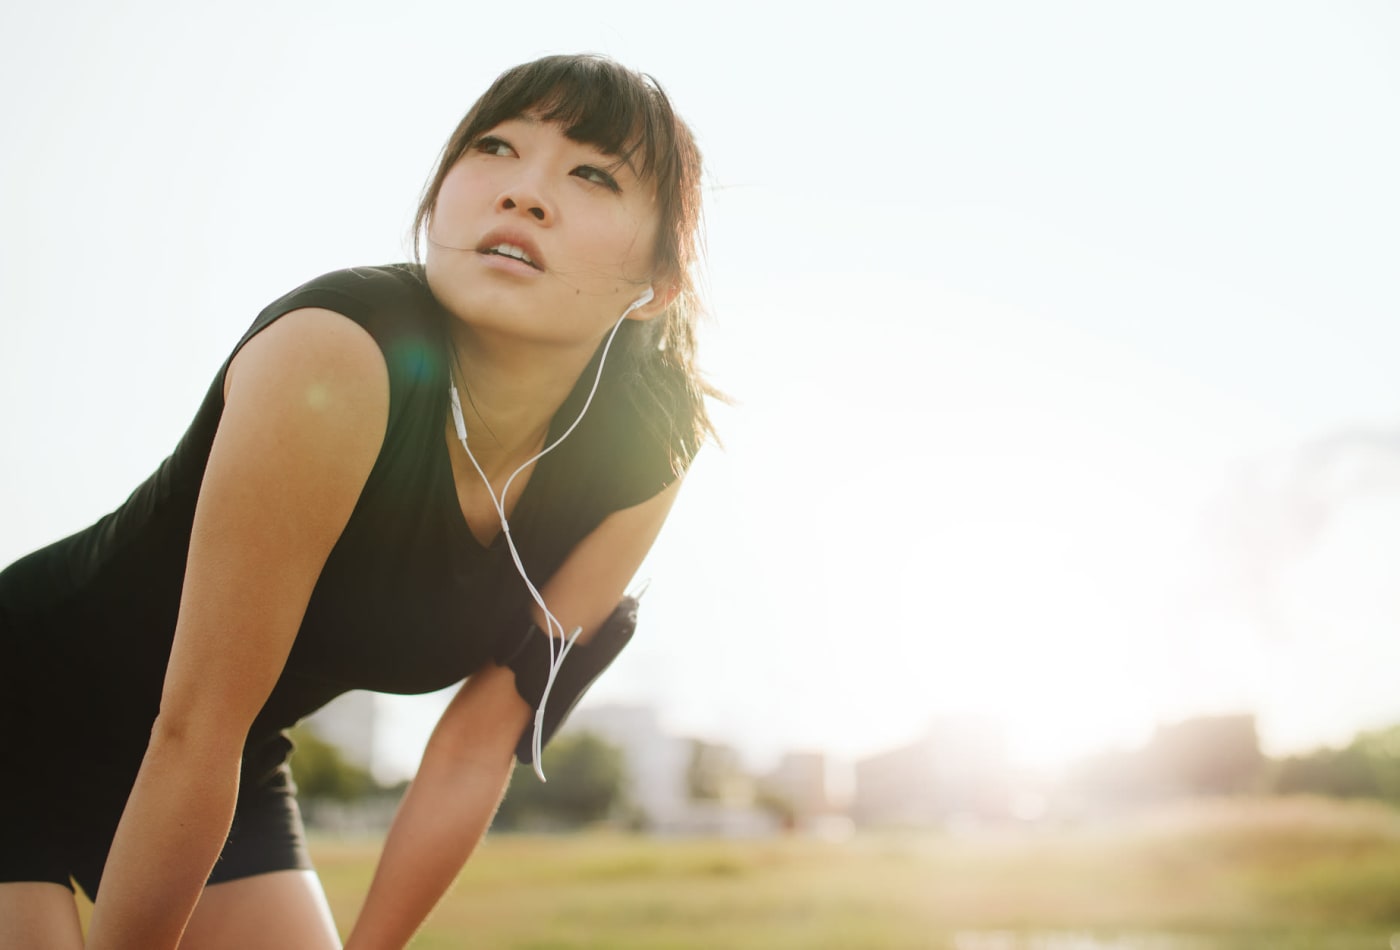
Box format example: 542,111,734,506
508,111,643,178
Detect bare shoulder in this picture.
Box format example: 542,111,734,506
204,305,391,544
222,306,389,410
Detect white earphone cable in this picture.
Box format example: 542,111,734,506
449,288,652,780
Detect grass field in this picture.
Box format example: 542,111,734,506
306,797,1400,949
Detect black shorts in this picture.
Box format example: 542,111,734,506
0,641,313,899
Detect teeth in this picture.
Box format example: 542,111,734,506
488,243,536,266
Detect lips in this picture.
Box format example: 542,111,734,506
476,229,546,271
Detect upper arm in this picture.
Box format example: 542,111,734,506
532,475,683,642
432,478,683,758
157,307,389,744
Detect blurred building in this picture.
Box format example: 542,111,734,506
853,717,1010,827
1147,713,1265,795
1058,713,1266,815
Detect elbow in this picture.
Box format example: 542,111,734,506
425,676,532,772
146,709,247,769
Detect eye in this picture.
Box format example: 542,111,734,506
472,135,515,157
573,164,622,193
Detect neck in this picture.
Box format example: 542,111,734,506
446,322,607,478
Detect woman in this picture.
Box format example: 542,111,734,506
0,53,717,949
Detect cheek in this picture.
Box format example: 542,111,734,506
430,166,479,236
581,208,660,277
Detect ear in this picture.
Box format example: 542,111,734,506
626,280,681,322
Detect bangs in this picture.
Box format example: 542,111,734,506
415,54,701,276
467,55,672,181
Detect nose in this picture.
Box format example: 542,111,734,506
500,196,546,221
497,178,552,223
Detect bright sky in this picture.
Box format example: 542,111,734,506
3,1,1399,780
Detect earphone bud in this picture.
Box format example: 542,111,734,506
622,285,654,317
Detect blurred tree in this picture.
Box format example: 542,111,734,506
755,786,797,832
288,725,377,802
1272,725,1400,802
1353,726,1400,801
686,739,749,803
1274,745,1376,799
493,731,626,830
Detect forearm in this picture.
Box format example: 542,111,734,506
86,727,242,950
344,737,515,949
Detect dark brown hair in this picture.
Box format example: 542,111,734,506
413,54,721,473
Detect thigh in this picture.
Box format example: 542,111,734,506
0,882,84,950
180,870,340,950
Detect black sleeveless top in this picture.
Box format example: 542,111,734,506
0,264,677,776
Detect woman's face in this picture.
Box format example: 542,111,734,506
425,116,663,346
